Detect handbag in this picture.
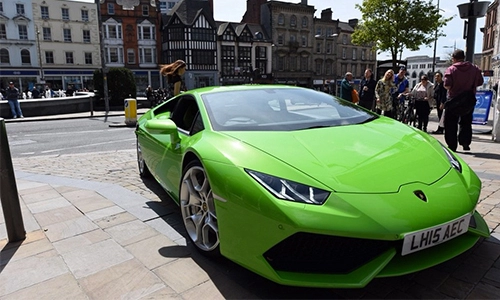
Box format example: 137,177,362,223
351,89,359,103
444,90,476,116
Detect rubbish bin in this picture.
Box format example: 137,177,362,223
124,98,137,127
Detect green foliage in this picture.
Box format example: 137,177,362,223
93,68,137,106
352,0,453,70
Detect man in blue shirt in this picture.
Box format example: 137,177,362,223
392,66,409,118
340,72,353,102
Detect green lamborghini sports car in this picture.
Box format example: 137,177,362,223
135,84,489,288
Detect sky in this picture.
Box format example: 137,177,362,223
212,0,486,61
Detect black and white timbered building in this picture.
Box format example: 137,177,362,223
161,0,217,90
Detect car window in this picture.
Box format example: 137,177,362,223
202,88,377,131
171,96,201,133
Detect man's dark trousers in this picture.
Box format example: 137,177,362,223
444,110,473,151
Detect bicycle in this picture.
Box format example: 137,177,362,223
401,95,418,127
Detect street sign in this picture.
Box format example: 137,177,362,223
473,90,493,125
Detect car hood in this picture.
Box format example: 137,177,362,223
221,121,451,193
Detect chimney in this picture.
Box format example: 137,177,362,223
301,0,308,5
321,8,332,21
348,19,358,28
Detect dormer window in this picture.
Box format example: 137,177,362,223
16,4,25,15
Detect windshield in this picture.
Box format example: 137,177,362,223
202,87,377,131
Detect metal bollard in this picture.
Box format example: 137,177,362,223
124,98,137,127
0,118,26,242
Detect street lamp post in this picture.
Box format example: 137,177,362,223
432,0,440,76
35,25,44,82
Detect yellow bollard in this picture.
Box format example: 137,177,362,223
124,98,137,127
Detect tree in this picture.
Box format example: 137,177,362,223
94,68,137,107
352,0,452,70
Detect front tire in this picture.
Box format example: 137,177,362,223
180,160,220,255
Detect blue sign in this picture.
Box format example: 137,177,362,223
473,90,493,125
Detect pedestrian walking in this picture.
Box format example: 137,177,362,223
443,49,483,152
5,81,23,118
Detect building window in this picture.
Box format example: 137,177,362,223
84,52,92,64
361,50,365,60
326,61,332,75
316,27,321,36
105,24,122,39
0,24,6,39
278,34,283,46
81,10,89,22
342,34,347,44
142,5,149,16
41,6,49,19
290,35,296,42
43,27,51,41
0,2,3,13
278,14,284,25
21,49,30,64
65,52,74,64
45,51,54,64
352,49,357,60
16,3,25,15
18,25,28,40
0,48,9,64
427,63,433,68
62,8,69,21
342,48,346,59
278,56,284,71
326,42,332,54
315,60,321,75
83,30,90,43
316,42,321,53
290,15,297,27
301,36,307,47
302,16,308,28
127,48,135,64
106,47,123,63
63,28,72,42
108,3,115,14
138,25,155,40
290,56,297,71
159,1,167,11
300,56,308,71
140,47,155,63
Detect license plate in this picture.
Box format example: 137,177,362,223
401,214,471,256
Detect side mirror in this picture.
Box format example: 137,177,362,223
145,119,180,144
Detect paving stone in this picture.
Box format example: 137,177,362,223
484,267,500,287
85,205,125,221
104,219,160,246
52,229,110,254
65,193,116,214
466,281,500,299
180,280,225,300
26,196,71,214
0,249,69,296
19,186,61,204
61,239,133,279
438,277,474,299
43,215,98,242
94,211,137,229
1,273,87,300
153,257,211,294
0,237,53,266
412,268,450,289
33,205,83,227
473,240,500,261
78,259,166,299
125,233,182,270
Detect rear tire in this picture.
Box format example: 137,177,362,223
137,139,152,178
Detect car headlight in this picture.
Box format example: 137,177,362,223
441,144,462,173
246,170,330,205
